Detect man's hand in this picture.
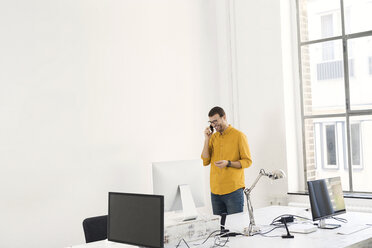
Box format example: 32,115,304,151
215,160,228,168
204,126,212,139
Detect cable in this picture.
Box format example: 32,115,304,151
270,214,312,225
251,225,282,236
212,234,229,247
219,224,245,235
271,214,293,225
175,238,190,248
189,230,230,247
191,227,242,247
199,230,221,245
190,230,221,246
272,222,285,227
331,216,348,223
257,233,283,238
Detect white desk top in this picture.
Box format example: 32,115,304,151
69,205,372,248
221,205,372,248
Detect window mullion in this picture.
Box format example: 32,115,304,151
340,0,353,191
295,0,308,190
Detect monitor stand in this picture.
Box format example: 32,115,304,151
179,184,198,221
318,219,341,229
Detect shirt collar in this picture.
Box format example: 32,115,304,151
218,125,232,136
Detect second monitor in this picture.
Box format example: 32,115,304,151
307,176,346,229
152,159,206,221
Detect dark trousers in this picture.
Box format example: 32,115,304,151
211,188,244,215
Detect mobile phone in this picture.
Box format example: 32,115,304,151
210,125,214,133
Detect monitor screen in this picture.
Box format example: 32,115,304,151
307,177,346,221
152,159,205,212
108,192,164,248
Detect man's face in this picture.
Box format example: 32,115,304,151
209,114,226,133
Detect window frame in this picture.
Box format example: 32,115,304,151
322,123,339,169
296,0,372,193
314,121,349,170
348,122,363,170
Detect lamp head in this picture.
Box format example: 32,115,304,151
266,169,286,180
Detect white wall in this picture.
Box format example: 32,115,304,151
4,0,354,247
0,1,221,247
280,0,305,193
232,0,290,207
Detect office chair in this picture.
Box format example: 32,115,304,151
82,215,107,243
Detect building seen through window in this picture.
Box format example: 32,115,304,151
297,0,372,193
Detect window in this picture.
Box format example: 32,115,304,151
314,123,322,169
317,59,354,80
350,123,362,169
317,60,343,80
321,15,335,62
297,0,372,193
321,14,334,38
325,124,337,166
313,121,362,171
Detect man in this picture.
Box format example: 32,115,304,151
201,106,252,215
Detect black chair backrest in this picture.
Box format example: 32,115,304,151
82,215,108,243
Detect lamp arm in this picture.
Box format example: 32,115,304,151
245,190,255,225
243,169,267,236
244,169,266,195
243,169,285,236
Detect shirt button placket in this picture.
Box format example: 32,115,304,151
220,136,223,161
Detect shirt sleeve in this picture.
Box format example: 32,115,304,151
201,137,213,166
238,133,252,169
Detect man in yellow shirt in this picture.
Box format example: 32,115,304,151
201,106,252,215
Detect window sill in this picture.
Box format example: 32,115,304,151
287,191,372,200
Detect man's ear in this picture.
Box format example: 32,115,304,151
222,115,227,121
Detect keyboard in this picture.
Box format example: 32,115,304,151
337,225,371,235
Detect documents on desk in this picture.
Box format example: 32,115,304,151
164,212,219,245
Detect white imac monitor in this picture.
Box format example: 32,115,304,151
152,159,205,221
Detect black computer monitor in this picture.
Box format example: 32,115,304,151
108,192,164,248
307,177,346,229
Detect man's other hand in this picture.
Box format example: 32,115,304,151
215,160,228,168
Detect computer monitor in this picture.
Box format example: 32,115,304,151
152,159,205,221
108,192,164,248
307,176,346,229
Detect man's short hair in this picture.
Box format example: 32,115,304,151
208,106,226,117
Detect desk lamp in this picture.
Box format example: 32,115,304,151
244,169,286,236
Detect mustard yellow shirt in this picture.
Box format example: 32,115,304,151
201,125,252,195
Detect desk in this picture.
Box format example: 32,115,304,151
223,205,372,248
69,206,372,248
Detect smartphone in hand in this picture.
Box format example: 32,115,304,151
210,125,214,133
